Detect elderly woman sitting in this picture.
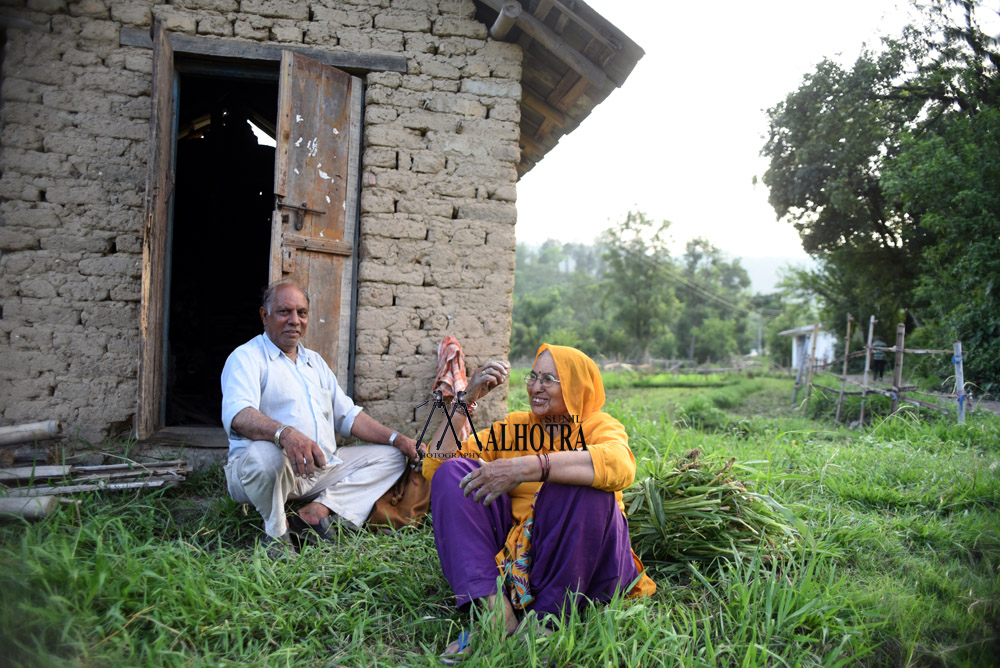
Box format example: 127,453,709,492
422,344,656,662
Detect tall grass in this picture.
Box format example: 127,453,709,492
614,377,999,667
1,374,997,666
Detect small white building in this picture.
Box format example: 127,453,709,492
778,324,837,370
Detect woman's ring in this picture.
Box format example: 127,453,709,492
302,457,308,464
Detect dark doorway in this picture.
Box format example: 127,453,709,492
165,74,278,426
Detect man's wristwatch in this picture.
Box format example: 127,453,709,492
274,424,290,448
388,431,399,446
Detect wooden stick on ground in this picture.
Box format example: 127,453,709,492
0,420,61,447
0,495,60,520
0,458,192,498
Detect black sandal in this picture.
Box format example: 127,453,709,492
289,513,358,545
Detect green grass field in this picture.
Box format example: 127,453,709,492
2,374,998,666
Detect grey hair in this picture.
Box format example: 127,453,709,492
261,280,309,314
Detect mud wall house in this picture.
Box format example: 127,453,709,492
0,0,641,448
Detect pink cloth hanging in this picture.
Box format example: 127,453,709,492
434,335,471,440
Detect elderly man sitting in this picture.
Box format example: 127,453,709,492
221,279,418,554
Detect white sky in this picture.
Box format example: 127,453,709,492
514,0,920,260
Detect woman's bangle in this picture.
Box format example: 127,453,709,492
540,452,550,482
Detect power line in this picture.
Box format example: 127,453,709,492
612,244,783,319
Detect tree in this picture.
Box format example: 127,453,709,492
760,38,929,325
691,317,738,363
674,238,753,362
510,241,605,360
598,211,679,361
760,0,1000,390
883,105,1000,391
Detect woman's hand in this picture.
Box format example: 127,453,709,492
466,360,510,402
459,458,529,506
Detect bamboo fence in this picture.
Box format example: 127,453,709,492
794,314,968,425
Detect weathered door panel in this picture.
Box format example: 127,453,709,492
137,20,175,439
271,52,360,381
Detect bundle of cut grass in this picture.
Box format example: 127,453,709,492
625,450,803,574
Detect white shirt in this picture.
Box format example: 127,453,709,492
221,334,362,460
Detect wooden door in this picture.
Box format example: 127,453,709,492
271,52,361,382
137,20,175,439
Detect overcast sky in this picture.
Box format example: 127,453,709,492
513,0,919,261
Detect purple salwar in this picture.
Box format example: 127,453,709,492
431,457,640,616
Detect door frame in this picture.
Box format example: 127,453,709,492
136,26,370,440
137,21,175,440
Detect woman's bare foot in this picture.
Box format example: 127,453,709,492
486,592,519,635
440,631,472,666
439,594,518,664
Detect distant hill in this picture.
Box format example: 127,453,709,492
738,256,814,294
515,240,812,295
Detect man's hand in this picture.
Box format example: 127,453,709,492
278,427,327,478
393,434,419,463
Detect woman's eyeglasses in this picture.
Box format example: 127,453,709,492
524,372,560,387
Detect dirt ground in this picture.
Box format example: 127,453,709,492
972,399,1000,416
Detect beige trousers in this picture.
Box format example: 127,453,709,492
225,441,406,537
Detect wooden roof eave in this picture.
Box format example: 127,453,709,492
473,0,644,179
480,0,612,90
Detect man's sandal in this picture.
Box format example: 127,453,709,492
289,513,358,545
438,629,472,666
261,532,298,560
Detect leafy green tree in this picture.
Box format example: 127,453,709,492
510,285,578,360
650,329,678,360
510,241,604,360
599,211,679,361
674,238,754,362
761,270,822,369
760,0,1000,389
691,318,739,363
584,320,628,359
760,38,929,327
883,106,1000,392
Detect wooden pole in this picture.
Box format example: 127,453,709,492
836,314,853,423
891,322,905,414
0,420,61,447
860,316,875,425
522,88,566,128
802,323,820,411
0,495,59,521
953,340,966,425
792,338,805,404
489,1,522,40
